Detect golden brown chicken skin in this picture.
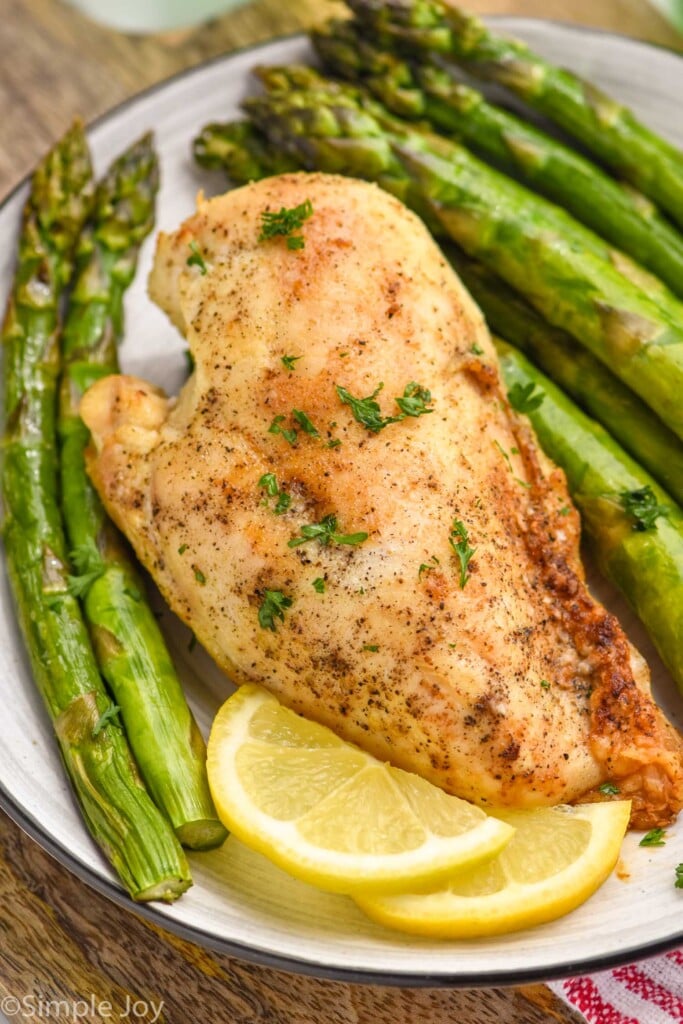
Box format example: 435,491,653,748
81,173,683,829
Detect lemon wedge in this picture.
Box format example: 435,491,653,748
206,684,514,894
354,800,631,937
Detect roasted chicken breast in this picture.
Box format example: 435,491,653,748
81,173,683,829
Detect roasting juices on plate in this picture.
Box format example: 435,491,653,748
78,173,683,933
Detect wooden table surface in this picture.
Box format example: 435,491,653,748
1,1,681,1022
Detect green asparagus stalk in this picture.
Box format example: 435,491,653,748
1,124,191,901
449,251,683,509
347,0,683,229
244,72,683,439
495,339,683,692
312,18,683,299
58,134,227,851
194,119,299,180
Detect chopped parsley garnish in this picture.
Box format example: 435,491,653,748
559,505,571,517
395,381,434,418
178,543,188,555
92,704,121,738
493,439,530,488
292,409,320,437
619,486,666,531
259,473,291,515
335,383,399,434
639,828,667,847
187,240,207,274
258,589,293,631
335,380,434,433
288,513,368,549
326,438,342,449
449,518,475,589
598,782,620,796
275,492,291,515
540,679,550,690
259,472,279,497
418,555,440,579
363,644,379,652
194,568,207,585
312,577,325,593
507,380,545,414
675,864,683,889
259,199,313,251
282,354,303,371
470,342,484,356
67,542,105,598
268,414,298,445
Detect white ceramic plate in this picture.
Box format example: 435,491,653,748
1,20,682,987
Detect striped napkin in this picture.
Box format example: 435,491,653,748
549,949,683,1023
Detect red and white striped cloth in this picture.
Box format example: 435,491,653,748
549,949,683,1023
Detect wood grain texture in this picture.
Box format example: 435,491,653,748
0,808,587,1023
1,1,681,1020
0,0,679,195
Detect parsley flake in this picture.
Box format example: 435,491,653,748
292,409,320,437
640,828,667,847
92,704,121,738
598,782,620,796
540,679,550,690
363,643,379,652
274,492,291,515
187,240,207,274
288,514,368,549
619,486,667,531
395,381,434,418
312,577,325,593
507,380,545,414
258,589,293,631
259,199,313,250
418,555,440,579
194,568,207,585
335,382,400,434
258,472,279,497
675,864,683,889
67,542,105,598
178,543,188,555
449,519,475,589
282,355,303,371
259,473,291,515
268,415,298,445
336,380,434,433
470,342,484,355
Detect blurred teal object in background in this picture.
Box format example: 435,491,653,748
64,0,249,33
648,0,683,33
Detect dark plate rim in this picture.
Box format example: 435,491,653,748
1,17,682,988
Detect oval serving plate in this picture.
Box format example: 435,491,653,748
0,20,682,987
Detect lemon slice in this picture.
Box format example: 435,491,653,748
354,800,631,937
206,684,514,894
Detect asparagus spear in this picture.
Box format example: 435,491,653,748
1,122,192,901
495,339,683,693
449,252,683,509
312,18,683,299
194,119,299,179
244,72,683,439
348,0,683,229
58,134,227,851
